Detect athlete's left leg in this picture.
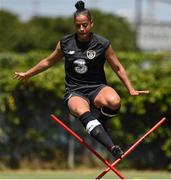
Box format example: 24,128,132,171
91,85,121,136
91,86,123,157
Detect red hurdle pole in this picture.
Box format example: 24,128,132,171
51,114,125,179
96,117,166,179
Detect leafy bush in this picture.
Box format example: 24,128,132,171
0,9,136,52
0,51,170,169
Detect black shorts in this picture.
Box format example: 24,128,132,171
64,84,107,106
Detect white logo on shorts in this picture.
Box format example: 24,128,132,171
67,50,75,55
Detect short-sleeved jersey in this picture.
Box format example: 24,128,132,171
60,33,110,93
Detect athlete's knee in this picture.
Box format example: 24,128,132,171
107,96,121,110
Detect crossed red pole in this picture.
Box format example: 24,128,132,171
51,114,166,179
51,114,125,179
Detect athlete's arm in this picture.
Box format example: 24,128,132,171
105,45,149,96
14,41,63,81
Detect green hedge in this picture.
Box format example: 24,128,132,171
0,9,136,52
0,51,170,170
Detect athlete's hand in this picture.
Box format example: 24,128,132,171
14,72,29,81
129,89,149,96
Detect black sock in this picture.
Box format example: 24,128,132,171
98,106,120,139
80,111,114,150
98,113,113,139
98,113,110,125
98,106,120,126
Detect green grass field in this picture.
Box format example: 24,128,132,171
0,169,170,179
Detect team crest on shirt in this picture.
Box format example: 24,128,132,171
86,50,96,59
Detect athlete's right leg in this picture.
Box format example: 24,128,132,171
67,96,119,156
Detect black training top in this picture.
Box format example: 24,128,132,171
60,33,110,93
